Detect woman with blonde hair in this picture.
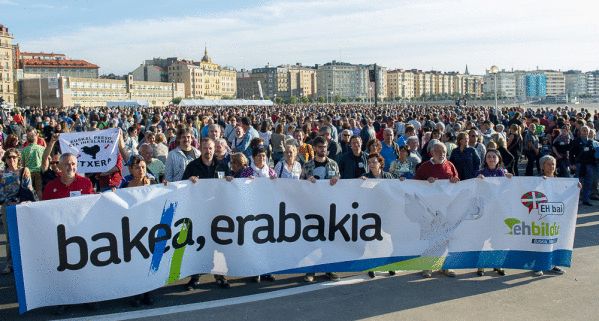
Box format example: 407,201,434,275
274,144,302,179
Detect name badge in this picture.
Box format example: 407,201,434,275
358,162,364,168
560,142,565,145
70,191,82,197
327,170,336,178
584,147,590,152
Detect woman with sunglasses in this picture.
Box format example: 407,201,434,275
1,148,36,275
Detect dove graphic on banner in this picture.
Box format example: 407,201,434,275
59,128,120,173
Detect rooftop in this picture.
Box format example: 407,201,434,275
22,58,99,69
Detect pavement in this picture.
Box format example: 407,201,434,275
0,202,598,321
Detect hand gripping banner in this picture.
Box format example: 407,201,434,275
7,177,579,313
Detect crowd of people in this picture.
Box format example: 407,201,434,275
0,102,594,312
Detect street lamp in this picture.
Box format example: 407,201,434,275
489,65,499,118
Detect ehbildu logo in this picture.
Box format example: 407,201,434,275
521,191,564,220
508,190,565,245
504,218,560,244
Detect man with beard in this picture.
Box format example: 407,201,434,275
301,135,340,282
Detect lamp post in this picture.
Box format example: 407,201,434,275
489,65,499,118
38,74,43,108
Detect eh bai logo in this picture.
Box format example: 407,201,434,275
504,191,565,245
520,191,564,220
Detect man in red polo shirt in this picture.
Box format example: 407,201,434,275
43,153,94,200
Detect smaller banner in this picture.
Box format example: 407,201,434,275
59,128,120,173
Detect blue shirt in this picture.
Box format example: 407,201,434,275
380,142,397,172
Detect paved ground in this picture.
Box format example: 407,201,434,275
1,202,598,321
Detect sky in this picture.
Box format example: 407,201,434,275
2,0,599,75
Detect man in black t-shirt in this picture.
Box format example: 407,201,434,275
181,138,231,290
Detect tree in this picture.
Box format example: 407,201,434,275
171,97,182,104
275,97,284,104
334,95,342,103
289,96,298,104
317,96,326,103
301,96,310,104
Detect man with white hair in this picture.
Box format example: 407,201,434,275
414,142,460,279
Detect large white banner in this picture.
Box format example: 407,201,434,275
8,178,579,313
58,128,120,173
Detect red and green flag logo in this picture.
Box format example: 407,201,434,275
521,191,547,213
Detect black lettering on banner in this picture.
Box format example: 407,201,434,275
90,232,121,267
302,214,326,241
360,213,383,241
148,224,172,253
211,215,234,245
328,204,351,241
276,202,301,242
122,217,149,262
172,218,194,249
235,215,255,245
252,214,276,244
57,224,89,271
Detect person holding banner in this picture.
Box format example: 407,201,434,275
475,149,512,277
165,128,200,182
182,138,232,290
120,155,157,307
414,142,459,278
531,155,580,277
1,148,36,275
361,153,395,278
301,135,341,282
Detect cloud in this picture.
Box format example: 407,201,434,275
20,0,599,74
0,0,18,5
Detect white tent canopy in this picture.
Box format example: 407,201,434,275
106,100,149,108
179,99,273,107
